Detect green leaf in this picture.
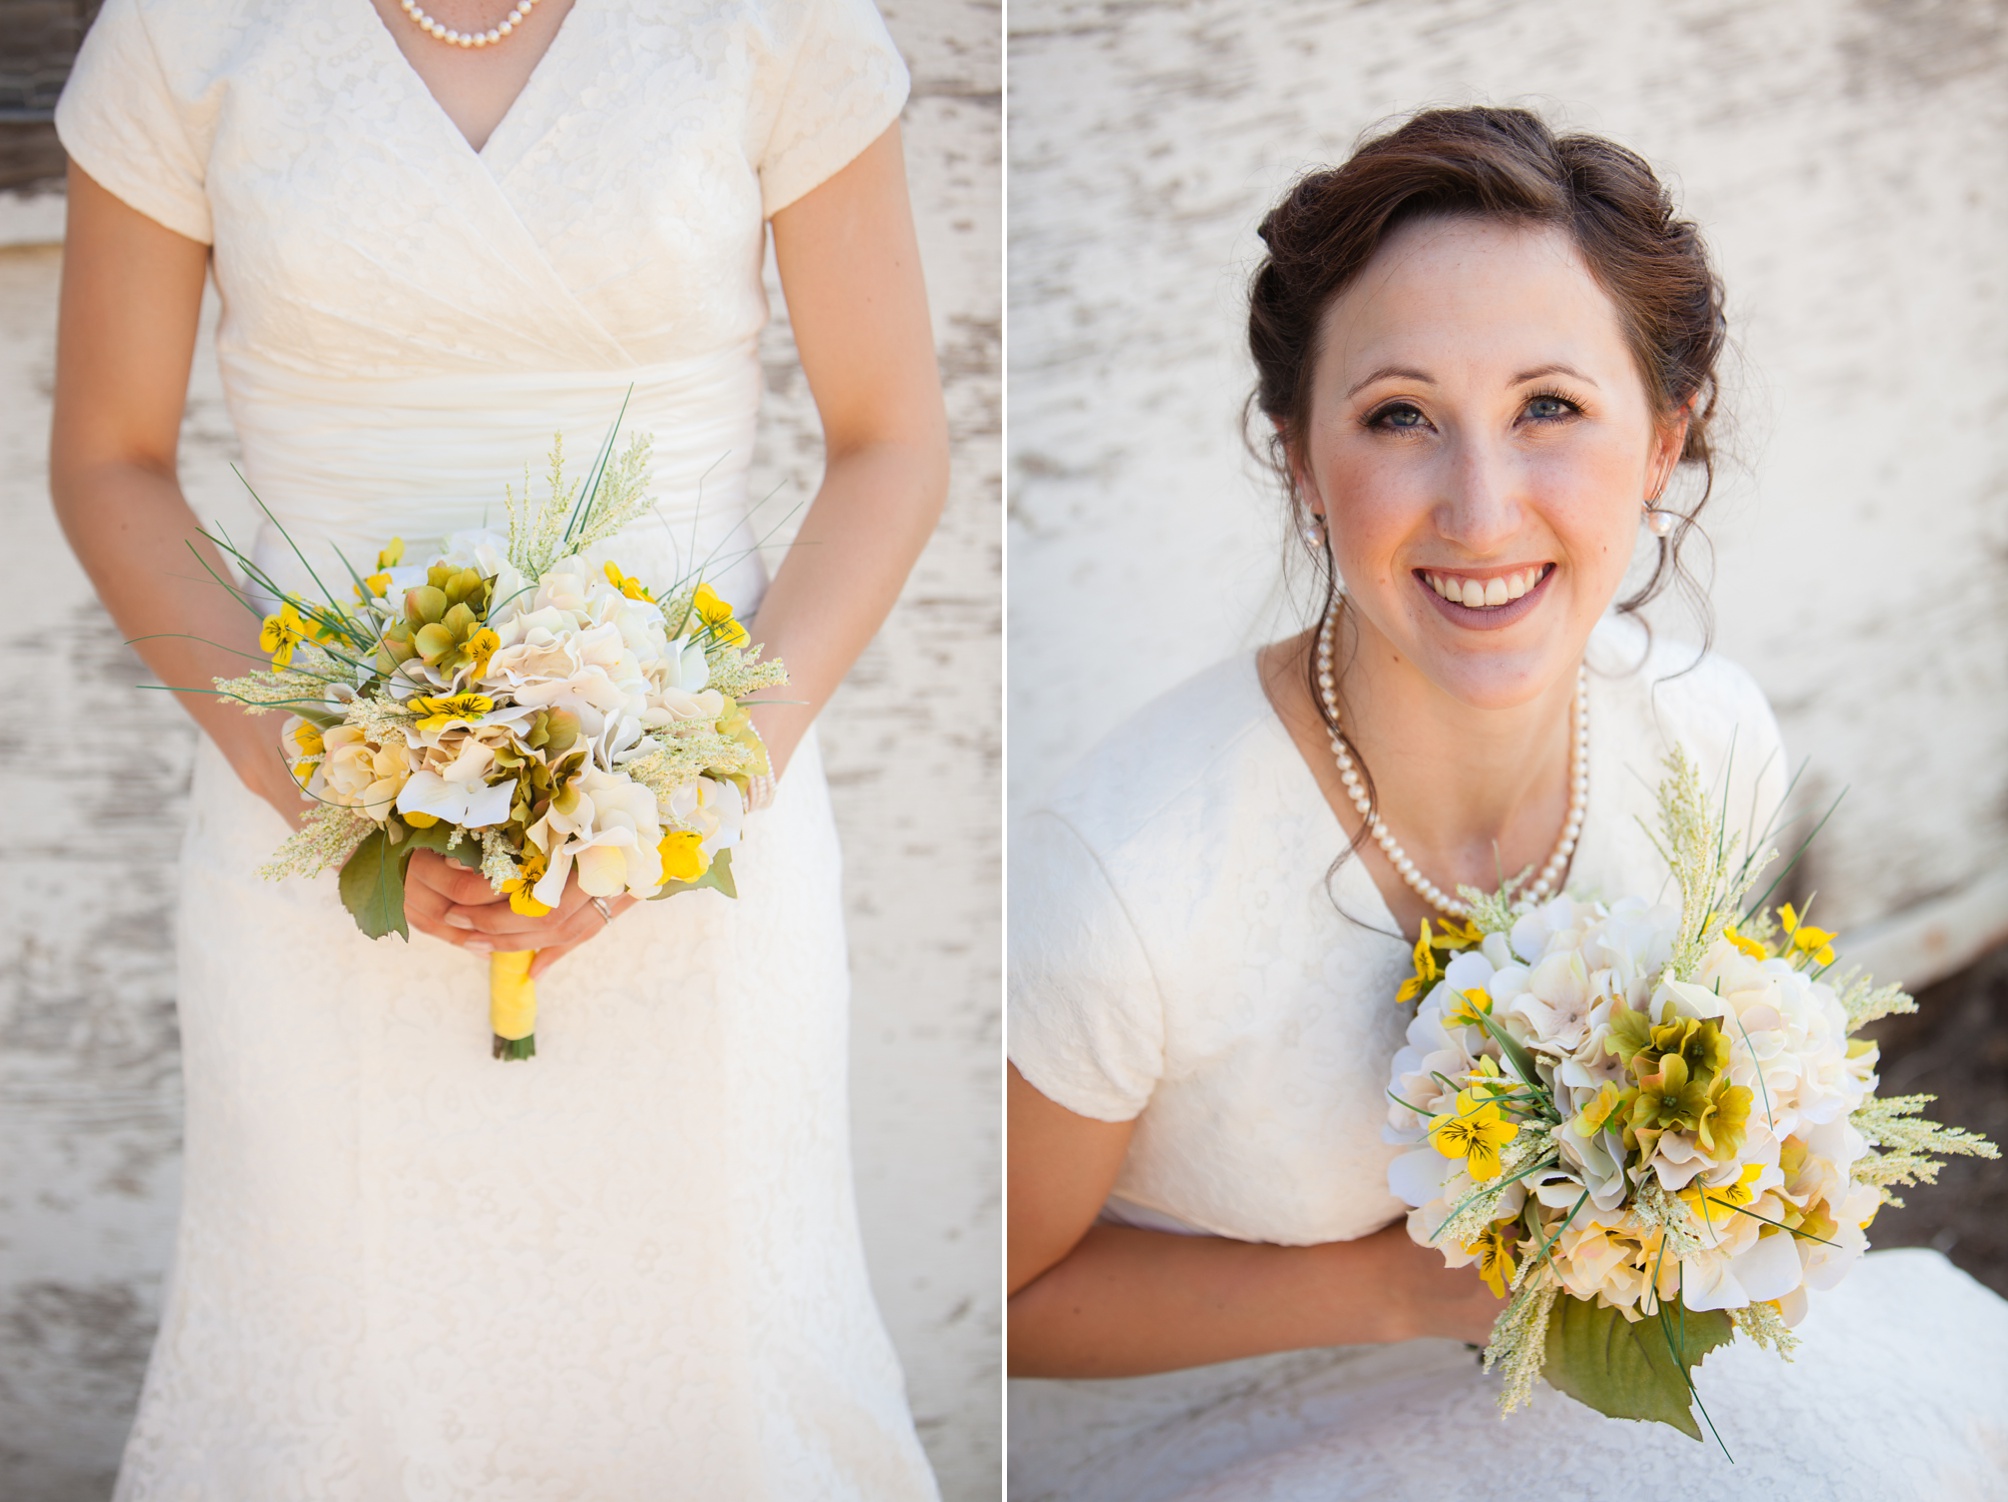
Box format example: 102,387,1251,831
338,827,411,940
1542,1293,1734,1441
400,820,488,872
651,845,738,901
1471,1006,1545,1098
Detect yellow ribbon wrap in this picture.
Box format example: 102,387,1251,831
490,950,538,1060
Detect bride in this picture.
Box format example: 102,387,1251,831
51,0,946,1496
1007,107,2008,1499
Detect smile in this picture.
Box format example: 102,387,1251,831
1419,564,1551,608
1413,563,1555,629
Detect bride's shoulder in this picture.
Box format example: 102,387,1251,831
1026,653,1277,859
1587,613,1787,776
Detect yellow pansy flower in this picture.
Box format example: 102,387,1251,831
1778,903,1837,967
408,693,495,731
463,627,502,680
356,571,393,604
1396,919,1443,1004
692,582,748,648
1678,1161,1766,1229
1447,988,1493,1029
603,561,654,601
377,537,405,570
1427,1097,1519,1181
1466,1220,1519,1298
258,602,311,668
501,848,552,916
1722,924,1769,960
658,829,710,884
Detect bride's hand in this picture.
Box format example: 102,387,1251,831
1367,1221,1508,1346
404,851,637,978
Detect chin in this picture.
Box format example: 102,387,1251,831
1405,616,1586,712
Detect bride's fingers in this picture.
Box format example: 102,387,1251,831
528,897,637,977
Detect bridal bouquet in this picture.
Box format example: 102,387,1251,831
204,431,784,1059
1382,750,1996,1445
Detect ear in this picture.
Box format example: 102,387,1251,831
1650,401,1695,494
1277,418,1327,517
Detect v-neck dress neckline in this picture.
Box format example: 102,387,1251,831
351,0,585,170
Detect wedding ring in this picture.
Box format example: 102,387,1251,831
590,897,614,927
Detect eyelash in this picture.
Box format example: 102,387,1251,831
1361,390,1586,432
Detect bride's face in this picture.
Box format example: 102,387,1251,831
1293,215,1685,710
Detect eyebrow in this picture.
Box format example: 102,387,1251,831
1345,365,1432,398
1512,362,1599,388
1345,361,1601,399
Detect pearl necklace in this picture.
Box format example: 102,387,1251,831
1315,599,1589,920
398,0,541,48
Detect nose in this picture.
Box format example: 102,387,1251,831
1435,435,1522,556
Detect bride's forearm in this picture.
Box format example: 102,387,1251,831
1007,1222,1419,1379
51,458,291,802
741,434,946,774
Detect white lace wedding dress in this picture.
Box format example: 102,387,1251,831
1008,620,2008,1502
58,2,939,1497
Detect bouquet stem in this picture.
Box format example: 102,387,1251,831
490,950,537,1061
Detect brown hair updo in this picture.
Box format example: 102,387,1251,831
1248,105,1728,873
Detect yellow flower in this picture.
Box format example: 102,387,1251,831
1428,1097,1519,1181
408,693,495,731
1722,924,1769,960
1447,988,1493,1029
1778,903,1837,967
401,810,440,829
1396,919,1442,1004
1433,917,1484,950
463,627,501,680
1679,1162,1766,1229
1466,1220,1519,1298
658,829,710,884
1571,1081,1626,1137
501,848,552,916
258,602,311,668
356,571,393,604
692,582,748,648
603,561,653,601
377,537,405,570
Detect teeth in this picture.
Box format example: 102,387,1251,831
1424,566,1546,608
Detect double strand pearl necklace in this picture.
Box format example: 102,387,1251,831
1315,598,1589,920
399,0,540,48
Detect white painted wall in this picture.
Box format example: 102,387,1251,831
1009,0,2008,984
0,3,999,1497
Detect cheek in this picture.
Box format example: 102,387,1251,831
1523,444,1643,570
1317,443,1434,575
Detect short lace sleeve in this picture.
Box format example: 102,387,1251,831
1008,810,1165,1123
53,0,214,244
757,0,910,218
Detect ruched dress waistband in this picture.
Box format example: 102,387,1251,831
221,342,775,614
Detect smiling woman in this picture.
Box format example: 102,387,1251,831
1005,106,2008,1500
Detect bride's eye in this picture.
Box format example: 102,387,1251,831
1523,391,1582,424
1365,400,1428,433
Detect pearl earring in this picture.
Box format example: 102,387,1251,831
1301,513,1327,550
1643,500,1676,538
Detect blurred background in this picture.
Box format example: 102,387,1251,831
0,2,999,1498
1011,0,2007,1284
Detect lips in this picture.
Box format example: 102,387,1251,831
1414,563,1555,629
